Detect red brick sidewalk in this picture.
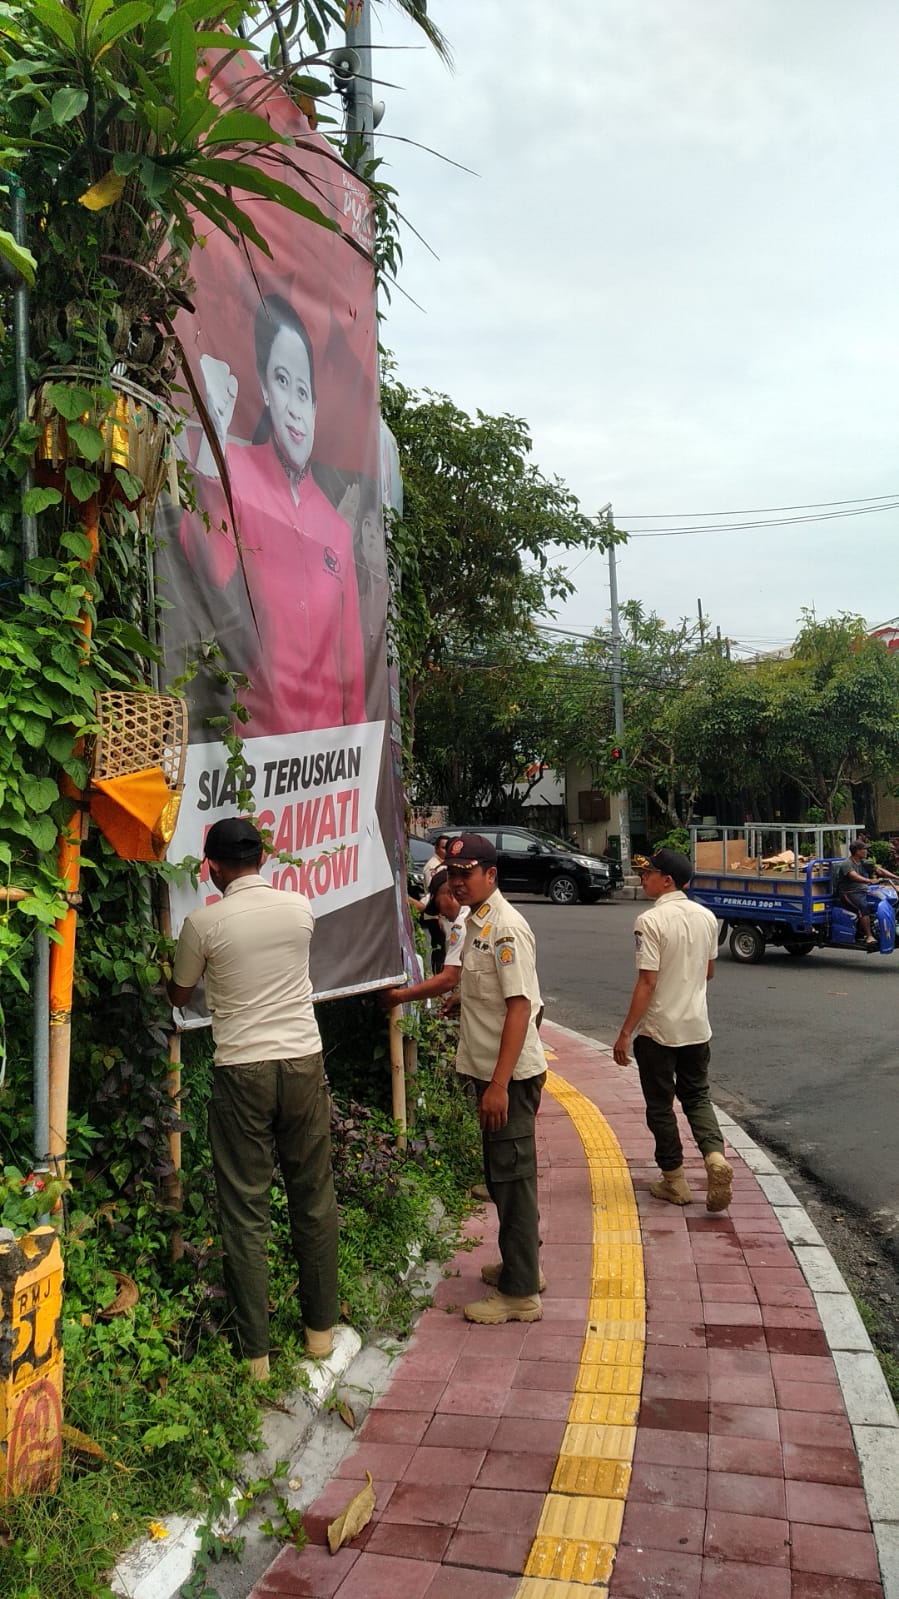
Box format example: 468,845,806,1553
252,1021,887,1599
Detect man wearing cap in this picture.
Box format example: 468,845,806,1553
443,832,546,1325
613,848,733,1211
168,817,338,1378
833,838,898,949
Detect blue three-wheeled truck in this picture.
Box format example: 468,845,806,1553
687,823,898,964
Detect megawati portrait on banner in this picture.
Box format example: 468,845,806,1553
155,59,405,999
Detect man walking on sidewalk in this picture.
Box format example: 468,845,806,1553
613,848,733,1211
168,817,338,1378
444,833,546,1324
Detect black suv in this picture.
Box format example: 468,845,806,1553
433,826,613,905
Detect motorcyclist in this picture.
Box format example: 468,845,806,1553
833,840,897,949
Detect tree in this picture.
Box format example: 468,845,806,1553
764,613,899,820
381,378,612,767
412,636,567,819
545,603,708,828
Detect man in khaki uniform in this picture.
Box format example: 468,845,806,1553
613,847,733,1211
445,833,546,1325
168,817,337,1378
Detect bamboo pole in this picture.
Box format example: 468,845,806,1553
403,1035,418,1132
388,1006,407,1150
47,498,99,1181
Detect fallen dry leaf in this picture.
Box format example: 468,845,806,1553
327,1471,376,1554
61,1422,106,1470
336,1400,355,1430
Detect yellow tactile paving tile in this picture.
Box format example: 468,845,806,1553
518,1582,608,1599
581,1337,642,1366
515,1069,644,1599
584,1321,645,1341
560,1422,636,1460
568,1391,640,1426
590,1283,644,1310
536,1493,625,1542
524,1536,617,1584
585,1302,645,1325
592,1244,643,1269
576,1362,642,1396
552,1454,631,1497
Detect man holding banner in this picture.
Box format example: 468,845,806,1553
168,817,338,1376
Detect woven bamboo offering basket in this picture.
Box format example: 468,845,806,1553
30,367,175,512
92,691,187,788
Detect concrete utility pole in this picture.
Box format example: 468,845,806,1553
605,506,632,877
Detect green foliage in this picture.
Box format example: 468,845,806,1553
411,635,566,820
0,0,342,386
866,838,892,865
536,601,708,827
0,1004,481,1597
527,604,899,832
651,827,691,855
381,376,613,777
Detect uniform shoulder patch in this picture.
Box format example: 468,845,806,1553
475,902,491,921
495,934,516,966
634,930,643,952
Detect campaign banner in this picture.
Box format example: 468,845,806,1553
155,53,406,999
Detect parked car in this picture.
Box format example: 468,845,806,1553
428,825,613,905
407,835,434,899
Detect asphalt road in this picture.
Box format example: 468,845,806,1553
511,895,899,1267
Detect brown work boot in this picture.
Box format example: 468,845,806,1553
649,1166,693,1205
705,1152,734,1212
304,1326,334,1359
470,1183,492,1202
481,1261,546,1292
247,1354,270,1381
464,1290,542,1325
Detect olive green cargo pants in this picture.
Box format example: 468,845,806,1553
473,1072,545,1299
633,1035,725,1171
208,1052,338,1359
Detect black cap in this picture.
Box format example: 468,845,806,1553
445,832,498,870
204,817,264,863
639,848,692,888
422,865,450,916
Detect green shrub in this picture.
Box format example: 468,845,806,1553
0,1001,480,1598
650,826,691,856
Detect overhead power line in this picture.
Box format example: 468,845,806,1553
623,502,899,538
619,491,899,519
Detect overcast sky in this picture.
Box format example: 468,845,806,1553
370,0,899,652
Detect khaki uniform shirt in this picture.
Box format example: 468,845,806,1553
455,889,545,1082
634,890,718,1047
172,874,321,1066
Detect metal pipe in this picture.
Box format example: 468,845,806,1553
32,932,50,1172
47,499,100,1179
345,0,375,169
10,180,52,1177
